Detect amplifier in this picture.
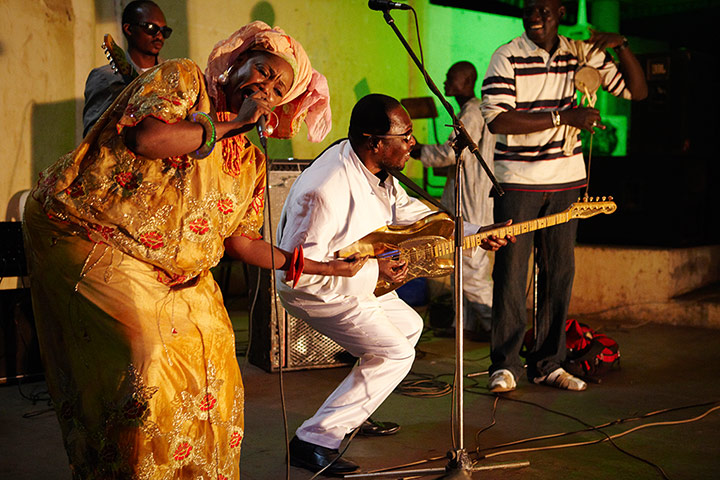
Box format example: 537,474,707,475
247,160,355,372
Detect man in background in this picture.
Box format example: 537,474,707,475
411,61,496,341
82,0,171,135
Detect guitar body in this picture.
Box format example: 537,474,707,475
337,212,458,296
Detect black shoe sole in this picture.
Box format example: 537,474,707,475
290,455,360,476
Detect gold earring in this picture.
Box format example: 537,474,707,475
218,66,233,85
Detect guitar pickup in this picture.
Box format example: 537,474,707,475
376,249,400,260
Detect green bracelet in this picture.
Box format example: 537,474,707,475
188,111,216,159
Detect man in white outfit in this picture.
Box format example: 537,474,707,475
276,94,511,474
411,61,495,340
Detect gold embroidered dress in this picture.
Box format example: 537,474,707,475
24,58,264,479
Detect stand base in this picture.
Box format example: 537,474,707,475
344,449,529,479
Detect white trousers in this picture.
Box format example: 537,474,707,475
280,291,423,449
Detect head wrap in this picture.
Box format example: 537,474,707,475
205,21,331,142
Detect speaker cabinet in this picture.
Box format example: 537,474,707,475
1,288,43,384
247,161,355,372
630,50,716,156
1,222,43,383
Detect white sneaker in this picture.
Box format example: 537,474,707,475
488,369,516,393
534,368,587,391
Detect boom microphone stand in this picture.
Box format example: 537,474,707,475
346,5,529,479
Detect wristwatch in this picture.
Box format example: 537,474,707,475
614,37,629,51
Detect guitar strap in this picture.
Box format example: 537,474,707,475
387,168,455,219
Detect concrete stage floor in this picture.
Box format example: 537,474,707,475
2,303,720,480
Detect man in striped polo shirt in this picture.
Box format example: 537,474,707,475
480,0,647,393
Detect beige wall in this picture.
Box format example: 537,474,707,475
1,0,425,216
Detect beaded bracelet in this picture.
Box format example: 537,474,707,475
188,111,216,159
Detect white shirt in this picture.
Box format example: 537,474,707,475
275,140,480,303
420,96,494,227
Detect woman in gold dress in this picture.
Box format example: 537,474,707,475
23,21,362,479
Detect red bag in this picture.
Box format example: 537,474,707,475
521,319,620,383
562,319,620,382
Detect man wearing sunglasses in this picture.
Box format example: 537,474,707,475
82,1,171,135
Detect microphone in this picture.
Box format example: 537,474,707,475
368,0,411,11
257,115,268,149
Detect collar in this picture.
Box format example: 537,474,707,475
519,32,571,58
346,141,395,191
126,52,164,74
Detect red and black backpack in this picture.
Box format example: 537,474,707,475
562,318,620,382
522,319,620,383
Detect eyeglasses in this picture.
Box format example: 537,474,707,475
363,131,414,143
133,22,173,39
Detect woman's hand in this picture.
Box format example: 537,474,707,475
215,91,274,139
326,253,369,277
378,256,408,284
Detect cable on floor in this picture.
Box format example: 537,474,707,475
468,392,720,480
396,371,453,398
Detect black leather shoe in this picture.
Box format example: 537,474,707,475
289,436,360,475
358,418,400,436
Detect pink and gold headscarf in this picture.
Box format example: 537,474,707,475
205,21,331,142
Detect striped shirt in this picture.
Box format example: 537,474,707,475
481,33,632,191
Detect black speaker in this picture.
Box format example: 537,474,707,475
1,222,43,384
576,152,719,247
247,161,355,372
630,50,717,156
1,288,43,384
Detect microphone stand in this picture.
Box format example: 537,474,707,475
345,9,529,479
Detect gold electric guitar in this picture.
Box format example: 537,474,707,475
102,33,138,84
336,197,617,297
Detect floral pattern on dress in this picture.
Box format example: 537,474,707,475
163,155,194,178
49,359,243,479
188,217,210,235
111,169,143,197
139,231,165,250
217,198,235,215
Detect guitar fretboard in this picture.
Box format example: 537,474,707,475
431,210,572,257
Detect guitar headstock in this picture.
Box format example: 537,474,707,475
102,33,138,82
569,196,617,219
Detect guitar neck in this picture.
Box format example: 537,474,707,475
433,210,573,256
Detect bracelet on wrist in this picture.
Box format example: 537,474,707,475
188,111,216,159
551,110,562,127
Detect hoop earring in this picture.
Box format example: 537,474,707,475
218,66,233,85
265,110,279,136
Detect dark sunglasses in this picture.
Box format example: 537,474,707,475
133,22,172,39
